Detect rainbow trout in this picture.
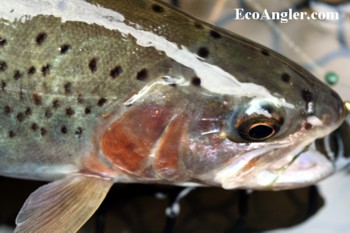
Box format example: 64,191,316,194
0,0,346,232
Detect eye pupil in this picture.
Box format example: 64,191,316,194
248,124,274,140
236,119,281,142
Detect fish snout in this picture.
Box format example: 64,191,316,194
305,88,345,133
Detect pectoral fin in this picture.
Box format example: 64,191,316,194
15,174,113,233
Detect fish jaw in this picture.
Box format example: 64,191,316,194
213,141,334,190
266,146,334,189
211,121,343,190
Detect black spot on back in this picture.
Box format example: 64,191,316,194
261,48,270,56
281,73,291,83
61,126,68,134
75,127,83,137
16,113,26,122
31,123,38,131
84,107,91,114
60,44,71,54
194,23,204,29
97,98,107,107
45,109,53,118
36,32,47,45
210,30,222,39
301,89,313,102
8,131,15,138
77,94,84,104
110,66,123,79
1,81,6,91
88,58,97,73
66,107,75,116
191,76,201,86
25,108,32,116
197,47,209,58
13,70,23,80
64,82,72,95
28,66,36,75
32,93,42,105
136,69,148,81
4,105,11,114
152,4,164,13
40,128,47,136
0,38,7,46
52,99,60,109
41,64,50,76
0,61,7,71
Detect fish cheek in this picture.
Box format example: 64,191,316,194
100,105,174,176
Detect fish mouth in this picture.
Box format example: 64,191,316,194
260,142,334,190
214,139,335,190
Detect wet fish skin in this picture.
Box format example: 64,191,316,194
0,0,344,183
0,0,346,232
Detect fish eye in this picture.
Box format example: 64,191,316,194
227,102,284,142
237,117,281,141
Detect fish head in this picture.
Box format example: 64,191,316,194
84,0,345,190
179,37,346,190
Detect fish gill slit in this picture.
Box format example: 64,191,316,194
148,115,178,159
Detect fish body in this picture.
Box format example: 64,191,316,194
0,0,346,232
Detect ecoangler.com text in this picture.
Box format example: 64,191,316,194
235,9,339,23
